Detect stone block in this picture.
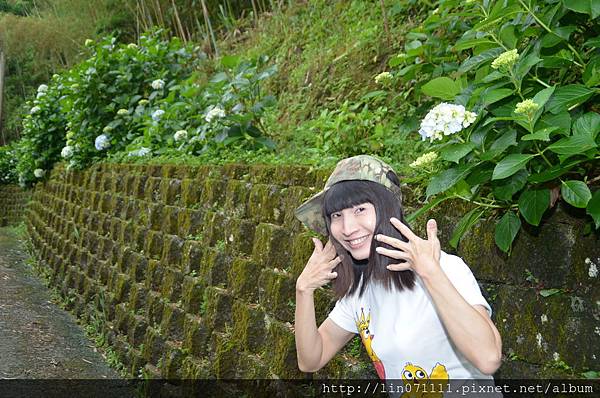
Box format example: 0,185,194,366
204,286,233,332
228,257,262,302
181,241,204,274
183,314,210,357
160,302,185,342
182,276,204,314
200,247,231,287
251,223,293,268
232,300,266,352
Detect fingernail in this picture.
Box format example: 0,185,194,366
375,247,382,252
390,217,398,222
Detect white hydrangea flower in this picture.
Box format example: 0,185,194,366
37,84,48,93
117,108,129,116
152,109,165,121
61,146,74,158
418,103,477,142
128,147,151,157
174,130,188,142
36,92,46,99
374,71,393,85
205,106,226,123
410,151,438,168
151,79,165,90
138,99,149,106
33,169,45,178
94,134,110,151
30,106,41,114
127,43,138,49
102,125,113,133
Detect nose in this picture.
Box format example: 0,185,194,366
341,214,359,237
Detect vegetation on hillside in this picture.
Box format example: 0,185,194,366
0,0,598,253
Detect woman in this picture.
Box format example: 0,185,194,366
294,155,502,385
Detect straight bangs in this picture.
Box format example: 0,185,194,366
322,180,373,218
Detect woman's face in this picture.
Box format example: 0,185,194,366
329,202,377,260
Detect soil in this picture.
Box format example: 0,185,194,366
0,226,121,379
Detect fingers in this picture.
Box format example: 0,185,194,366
375,246,411,260
390,217,418,241
312,237,323,252
426,219,438,242
386,262,412,272
375,233,410,251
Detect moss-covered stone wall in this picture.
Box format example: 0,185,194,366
21,162,600,380
0,185,31,226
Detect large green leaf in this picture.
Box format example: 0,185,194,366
547,134,597,155
563,0,600,18
426,165,473,197
573,112,600,138
421,77,461,100
458,48,504,74
454,38,496,51
561,180,592,208
528,158,586,183
495,211,521,253
518,189,550,226
586,190,600,229
482,88,514,106
538,112,571,135
540,26,577,48
522,127,558,141
493,169,529,201
450,207,485,249
440,142,476,163
492,154,536,180
481,130,517,160
546,84,595,114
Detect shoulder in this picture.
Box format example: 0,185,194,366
439,251,476,279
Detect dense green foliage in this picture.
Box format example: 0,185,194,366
394,0,599,251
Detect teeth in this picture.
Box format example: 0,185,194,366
349,236,368,246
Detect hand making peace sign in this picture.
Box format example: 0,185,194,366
374,218,442,278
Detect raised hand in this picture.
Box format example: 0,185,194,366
296,238,342,293
374,218,441,278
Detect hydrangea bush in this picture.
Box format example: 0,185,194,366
397,0,600,252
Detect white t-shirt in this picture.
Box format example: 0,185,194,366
328,251,494,382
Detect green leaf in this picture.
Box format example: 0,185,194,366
563,0,600,18
495,211,521,253
421,77,461,100
546,84,595,114
458,48,504,74
573,112,600,138
527,159,585,183
426,165,474,197
493,169,529,201
405,195,451,224
522,127,558,141
531,85,556,124
482,88,514,106
440,142,476,163
547,134,597,155
540,26,577,48
540,288,561,297
538,112,571,135
450,208,485,249
454,38,496,51
515,54,542,80
221,55,240,69
561,180,592,208
518,189,550,226
586,190,600,229
492,154,536,180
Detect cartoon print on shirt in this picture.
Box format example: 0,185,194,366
355,307,386,380
400,362,449,398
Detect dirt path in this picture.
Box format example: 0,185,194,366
0,226,121,379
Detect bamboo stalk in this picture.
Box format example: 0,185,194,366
200,0,219,57
380,0,391,46
171,0,187,41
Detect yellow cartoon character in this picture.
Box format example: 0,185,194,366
401,362,448,398
355,308,386,379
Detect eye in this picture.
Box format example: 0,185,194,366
331,212,341,219
415,370,426,379
403,370,413,380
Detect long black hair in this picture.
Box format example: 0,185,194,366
322,172,415,299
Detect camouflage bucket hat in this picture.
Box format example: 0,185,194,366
294,155,402,235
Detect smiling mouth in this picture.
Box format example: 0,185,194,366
347,235,369,248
